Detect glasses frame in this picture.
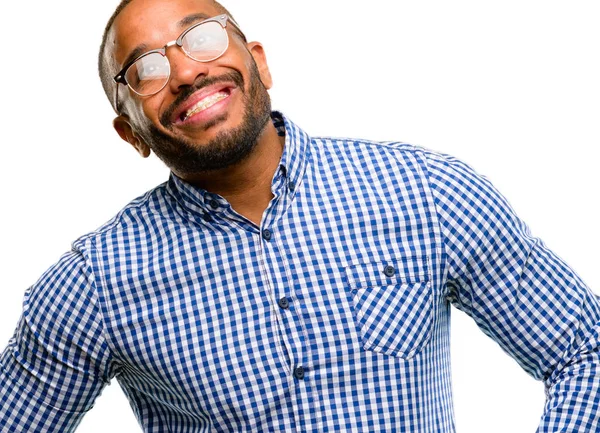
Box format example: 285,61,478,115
113,14,244,113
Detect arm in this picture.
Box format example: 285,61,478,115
424,150,600,432
0,249,119,432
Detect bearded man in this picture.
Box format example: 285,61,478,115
0,0,598,432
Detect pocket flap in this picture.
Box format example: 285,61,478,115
345,255,429,289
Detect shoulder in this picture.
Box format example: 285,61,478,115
308,134,466,177
310,134,417,154
71,181,176,252
306,133,503,211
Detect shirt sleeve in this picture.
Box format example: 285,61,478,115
0,248,119,432
424,150,600,432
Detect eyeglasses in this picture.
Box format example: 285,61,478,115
113,14,244,113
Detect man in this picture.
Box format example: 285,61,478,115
0,0,598,432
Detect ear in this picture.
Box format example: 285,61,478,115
247,42,273,90
113,115,151,158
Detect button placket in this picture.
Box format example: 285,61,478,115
258,225,296,357
258,220,313,415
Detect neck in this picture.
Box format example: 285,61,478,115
179,121,283,226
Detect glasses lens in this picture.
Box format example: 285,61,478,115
182,20,228,61
125,52,170,96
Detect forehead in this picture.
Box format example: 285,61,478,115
110,0,222,66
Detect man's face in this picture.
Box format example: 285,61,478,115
110,0,273,175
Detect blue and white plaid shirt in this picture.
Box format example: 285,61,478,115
1,112,599,432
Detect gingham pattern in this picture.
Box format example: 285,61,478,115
1,112,598,432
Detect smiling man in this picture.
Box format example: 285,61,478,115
105,0,282,226
0,0,599,432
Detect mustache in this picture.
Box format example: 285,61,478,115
160,70,245,128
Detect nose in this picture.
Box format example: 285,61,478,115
167,45,210,93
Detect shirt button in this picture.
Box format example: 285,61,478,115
209,199,219,209
383,265,396,277
293,366,305,380
278,297,290,309
262,229,272,241
288,181,296,192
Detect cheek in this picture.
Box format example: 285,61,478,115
132,96,164,128
122,100,161,136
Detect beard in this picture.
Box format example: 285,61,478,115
135,59,272,176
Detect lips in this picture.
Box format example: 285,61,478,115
170,83,235,125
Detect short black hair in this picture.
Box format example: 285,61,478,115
97,0,243,110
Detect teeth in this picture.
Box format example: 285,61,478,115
184,91,228,121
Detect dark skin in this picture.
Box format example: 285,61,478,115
108,0,284,226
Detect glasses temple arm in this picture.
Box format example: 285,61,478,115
227,16,247,42
114,82,121,114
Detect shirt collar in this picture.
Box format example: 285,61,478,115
167,111,310,217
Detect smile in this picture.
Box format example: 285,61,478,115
181,90,231,122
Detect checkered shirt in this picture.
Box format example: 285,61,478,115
1,112,599,432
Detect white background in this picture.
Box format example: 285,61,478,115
0,1,598,432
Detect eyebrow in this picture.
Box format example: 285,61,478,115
120,13,212,70
122,44,149,70
177,13,212,28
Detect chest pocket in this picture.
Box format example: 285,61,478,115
344,256,434,359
